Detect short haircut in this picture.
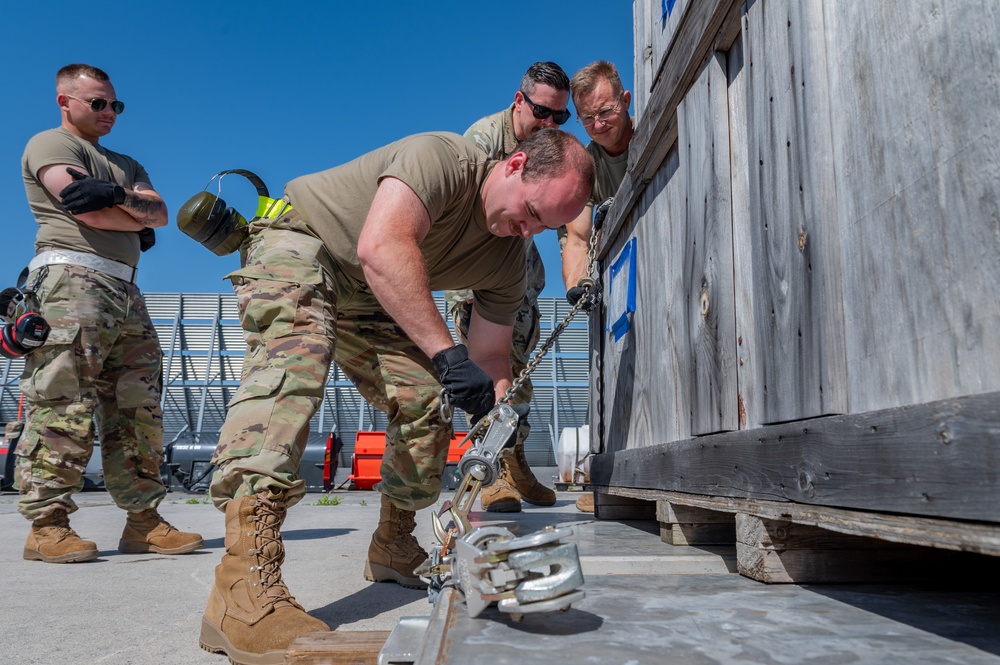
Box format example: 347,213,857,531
570,60,624,104
520,61,570,95
517,128,595,196
56,64,110,90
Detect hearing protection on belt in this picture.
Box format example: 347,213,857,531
176,169,288,256
0,268,50,359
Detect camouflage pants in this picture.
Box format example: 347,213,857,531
448,295,539,447
210,218,449,512
15,264,165,521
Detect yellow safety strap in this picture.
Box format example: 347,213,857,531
255,196,293,220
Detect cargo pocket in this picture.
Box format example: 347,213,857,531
225,228,326,286
220,367,288,457
20,323,82,404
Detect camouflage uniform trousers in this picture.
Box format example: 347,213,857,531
209,217,450,513
15,263,165,521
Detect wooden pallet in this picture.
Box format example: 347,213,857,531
285,630,390,665
593,486,1000,584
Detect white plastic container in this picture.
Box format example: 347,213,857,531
554,425,590,484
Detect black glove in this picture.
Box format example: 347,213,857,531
470,402,530,448
59,167,126,215
138,228,156,252
567,284,599,312
432,344,494,418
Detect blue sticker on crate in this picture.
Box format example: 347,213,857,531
607,238,637,341
662,0,676,22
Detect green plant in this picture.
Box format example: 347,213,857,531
185,498,202,504
360,499,367,506
316,494,342,506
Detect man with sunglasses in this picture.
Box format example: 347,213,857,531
563,61,635,513
16,63,202,563
447,62,573,514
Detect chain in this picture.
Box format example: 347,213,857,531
499,198,609,405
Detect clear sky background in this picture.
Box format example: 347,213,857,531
1,1,636,298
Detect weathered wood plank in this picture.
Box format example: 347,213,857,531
285,631,390,665
678,53,738,435
591,391,1000,523
602,486,1000,557
822,2,1000,413
726,27,760,431
659,501,735,545
601,0,743,255
735,513,978,584
743,0,848,423
602,150,685,454
595,491,657,521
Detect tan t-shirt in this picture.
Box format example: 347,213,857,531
459,105,545,302
284,132,526,326
588,133,630,205
21,127,147,266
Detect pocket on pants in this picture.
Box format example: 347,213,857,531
20,323,82,404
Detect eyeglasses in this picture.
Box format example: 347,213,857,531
577,94,623,127
66,94,125,115
519,91,571,125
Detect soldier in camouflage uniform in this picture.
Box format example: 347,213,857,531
199,129,594,665
449,61,572,512
16,64,202,563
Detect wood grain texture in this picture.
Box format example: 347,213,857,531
600,480,1000,557
592,391,1000,523
602,150,685,454
678,53,739,435
743,0,848,423
285,631,390,665
822,2,1000,413
601,0,743,253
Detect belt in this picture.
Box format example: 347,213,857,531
257,196,293,221
28,250,137,284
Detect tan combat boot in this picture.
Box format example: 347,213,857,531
364,494,428,589
23,509,99,563
482,442,557,512
200,490,329,665
119,508,204,555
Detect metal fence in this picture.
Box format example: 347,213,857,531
0,292,590,468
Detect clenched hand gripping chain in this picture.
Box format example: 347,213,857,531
418,198,614,619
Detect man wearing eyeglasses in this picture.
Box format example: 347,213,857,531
447,62,573,514
564,61,635,513
199,128,594,665
16,64,202,563
563,60,635,309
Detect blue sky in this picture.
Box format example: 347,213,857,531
2,1,635,298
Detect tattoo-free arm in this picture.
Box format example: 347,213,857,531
466,308,515,402
561,203,594,290
356,177,456,359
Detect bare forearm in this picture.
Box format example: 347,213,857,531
361,245,454,359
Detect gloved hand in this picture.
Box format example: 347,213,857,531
567,283,600,312
470,403,531,450
138,228,156,252
432,344,494,418
59,167,126,215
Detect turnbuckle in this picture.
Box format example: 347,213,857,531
430,403,520,544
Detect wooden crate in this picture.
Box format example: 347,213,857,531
590,0,1000,580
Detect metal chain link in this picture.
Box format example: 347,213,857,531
499,199,608,405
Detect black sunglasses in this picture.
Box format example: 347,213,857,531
520,91,571,125
66,94,125,115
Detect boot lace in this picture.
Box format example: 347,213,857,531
250,494,295,607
